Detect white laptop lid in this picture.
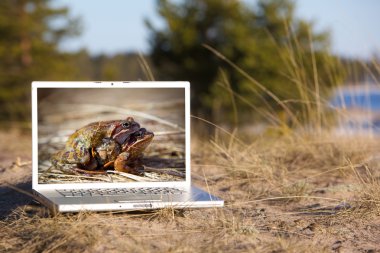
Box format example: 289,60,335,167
32,81,191,190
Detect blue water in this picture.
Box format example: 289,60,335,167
330,90,380,134
331,92,380,111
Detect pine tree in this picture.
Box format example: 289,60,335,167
0,0,79,123
147,0,344,123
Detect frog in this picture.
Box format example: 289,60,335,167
51,117,140,171
115,127,154,174
73,127,154,175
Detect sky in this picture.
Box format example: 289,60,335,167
56,0,380,59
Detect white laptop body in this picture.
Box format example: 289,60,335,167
32,81,223,213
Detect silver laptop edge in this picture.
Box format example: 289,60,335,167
32,81,224,213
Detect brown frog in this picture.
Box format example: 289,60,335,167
51,117,140,171
93,128,154,175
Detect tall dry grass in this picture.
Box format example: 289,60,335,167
199,30,380,214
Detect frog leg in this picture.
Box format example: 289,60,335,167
72,168,107,175
71,157,103,174
114,152,144,175
52,146,93,171
91,147,97,159
51,151,64,167
62,147,91,164
95,138,121,167
103,161,114,168
69,154,101,174
81,155,98,170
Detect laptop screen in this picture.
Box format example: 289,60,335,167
36,85,187,184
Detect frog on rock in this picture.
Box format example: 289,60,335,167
51,117,142,173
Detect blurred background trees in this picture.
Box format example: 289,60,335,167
0,0,377,128
0,0,152,126
146,0,344,124
0,0,79,124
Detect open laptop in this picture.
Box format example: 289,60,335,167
32,81,223,213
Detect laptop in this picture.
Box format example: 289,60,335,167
32,81,223,213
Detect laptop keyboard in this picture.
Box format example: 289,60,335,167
57,187,185,197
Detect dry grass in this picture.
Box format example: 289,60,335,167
1,130,380,252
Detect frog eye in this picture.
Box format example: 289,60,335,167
122,122,130,128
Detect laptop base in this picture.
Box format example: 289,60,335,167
34,186,223,214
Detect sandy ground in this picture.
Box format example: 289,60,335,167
0,130,33,218
1,130,380,252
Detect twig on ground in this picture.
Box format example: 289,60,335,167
144,166,186,178
106,170,158,182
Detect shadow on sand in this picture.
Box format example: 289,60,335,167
0,180,43,219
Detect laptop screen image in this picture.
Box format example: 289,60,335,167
36,86,186,184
